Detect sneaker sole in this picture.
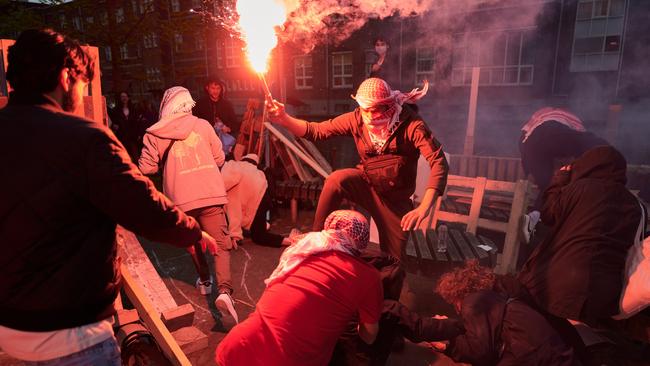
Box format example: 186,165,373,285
216,297,239,324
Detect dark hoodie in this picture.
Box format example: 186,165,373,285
192,80,239,135
518,146,641,324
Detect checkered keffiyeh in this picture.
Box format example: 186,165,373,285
352,78,429,151
521,107,586,143
159,86,196,119
264,210,369,286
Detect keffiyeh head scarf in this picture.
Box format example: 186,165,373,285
352,78,429,151
159,86,196,119
264,210,370,286
521,107,585,143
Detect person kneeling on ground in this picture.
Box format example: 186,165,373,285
216,210,383,366
384,261,580,366
221,153,298,247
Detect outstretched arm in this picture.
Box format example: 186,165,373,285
267,100,308,137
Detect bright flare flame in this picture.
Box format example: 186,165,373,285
237,0,287,73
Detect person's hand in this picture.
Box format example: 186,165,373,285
560,164,572,171
433,314,448,320
371,63,381,72
230,237,239,250
401,206,431,231
222,125,232,134
266,99,287,124
192,230,218,255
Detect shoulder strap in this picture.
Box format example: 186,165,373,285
160,139,177,174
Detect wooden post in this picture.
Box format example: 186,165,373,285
606,104,622,144
265,122,330,179
463,67,481,156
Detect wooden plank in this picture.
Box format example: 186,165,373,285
463,67,480,156
487,158,498,180
451,229,476,260
506,160,517,182
465,232,488,259
265,122,330,178
426,229,448,261
285,148,310,182
413,229,433,260
121,264,192,366
270,136,298,179
299,138,333,174
118,228,178,315
436,211,471,226
444,228,463,262
477,218,508,232
485,180,517,192
496,179,529,274
467,156,478,178
467,177,486,234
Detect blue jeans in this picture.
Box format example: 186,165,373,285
23,336,120,366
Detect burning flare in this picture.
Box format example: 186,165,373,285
236,0,287,73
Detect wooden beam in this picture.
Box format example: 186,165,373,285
463,67,480,156
121,264,192,366
265,122,330,178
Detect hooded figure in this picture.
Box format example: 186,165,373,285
139,87,238,322
518,145,642,326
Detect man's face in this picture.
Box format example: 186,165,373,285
360,104,390,125
206,82,222,102
62,78,87,113
120,92,129,105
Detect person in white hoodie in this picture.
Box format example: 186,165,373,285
139,86,238,323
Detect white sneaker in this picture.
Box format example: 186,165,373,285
215,292,239,324
195,277,213,296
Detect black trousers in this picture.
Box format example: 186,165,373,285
313,168,412,259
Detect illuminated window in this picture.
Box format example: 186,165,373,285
452,30,534,86
294,55,313,90
332,52,353,89
143,33,158,48
571,0,626,71
171,0,180,12
116,8,125,23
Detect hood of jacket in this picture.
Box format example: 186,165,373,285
146,113,203,140
570,145,627,185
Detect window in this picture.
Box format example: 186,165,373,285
571,0,626,72
131,0,139,16
59,14,66,29
224,37,241,67
294,55,313,89
104,47,112,62
174,33,183,52
72,16,82,30
146,67,162,83
99,12,108,25
215,40,224,68
451,30,534,86
364,49,375,77
191,0,203,10
85,16,94,24
143,33,158,48
415,47,435,85
119,44,129,60
171,0,181,12
116,8,125,23
140,0,154,13
195,33,205,51
332,52,353,89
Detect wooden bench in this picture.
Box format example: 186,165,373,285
405,227,498,275
405,175,531,274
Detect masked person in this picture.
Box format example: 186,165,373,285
139,86,238,323
519,107,608,242
216,210,383,366
267,78,448,260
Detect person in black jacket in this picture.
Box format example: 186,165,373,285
518,107,608,242
193,77,238,157
518,146,641,328
383,261,580,366
0,29,217,365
